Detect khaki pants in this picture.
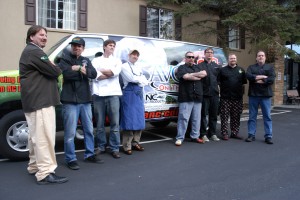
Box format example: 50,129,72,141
25,106,57,181
122,130,142,151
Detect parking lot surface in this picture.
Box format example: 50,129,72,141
1,107,300,200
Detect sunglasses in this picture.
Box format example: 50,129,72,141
186,56,195,59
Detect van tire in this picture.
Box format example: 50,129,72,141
0,110,29,161
150,121,171,128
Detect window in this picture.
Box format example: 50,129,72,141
25,0,87,31
228,27,245,50
53,37,104,64
228,27,239,49
37,0,77,30
140,6,181,40
147,7,174,39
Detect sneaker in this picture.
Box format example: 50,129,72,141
265,137,273,144
245,136,255,142
202,135,210,142
222,135,229,141
190,138,204,143
210,135,220,141
175,140,182,146
67,161,80,170
230,134,243,140
84,155,104,164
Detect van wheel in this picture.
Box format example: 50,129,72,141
0,110,29,160
150,121,171,128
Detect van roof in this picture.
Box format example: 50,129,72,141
71,33,224,50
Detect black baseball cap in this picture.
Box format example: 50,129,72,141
69,37,85,46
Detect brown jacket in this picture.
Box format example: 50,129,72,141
19,43,61,113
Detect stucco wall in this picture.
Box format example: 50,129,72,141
0,0,255,71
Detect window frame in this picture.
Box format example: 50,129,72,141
140,5,181,40
227,26,245,50
24,0,87,31
228,27,240,49
37,0,77,30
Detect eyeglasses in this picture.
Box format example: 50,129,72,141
186,56,195,59
205,51,214,54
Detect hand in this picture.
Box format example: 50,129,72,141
80,66,87,75
256,75,268,80
72,65,80,71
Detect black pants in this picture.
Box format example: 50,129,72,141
200,95,219,137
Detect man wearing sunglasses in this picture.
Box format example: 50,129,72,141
175,51,207,146
199,47,221,142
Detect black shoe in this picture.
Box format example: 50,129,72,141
230,134,243,140
265,137,273,144
111,151,121,159
67,161,80,170
84,155,104,164
37,173,68,185
95,149,106,155
245,136,255,142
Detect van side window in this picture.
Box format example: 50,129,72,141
54,37,104,64
81,38,104,60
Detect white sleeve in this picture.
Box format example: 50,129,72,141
92,57,103,81
110,58,122,77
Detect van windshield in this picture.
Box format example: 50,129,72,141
46,35,70,56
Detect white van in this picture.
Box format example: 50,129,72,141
50,33,227,123
0,33,227,160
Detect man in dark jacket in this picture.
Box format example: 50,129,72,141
218,54,247,140
199,47,221,142
245,50,275,144
59,37,103,170
175,51,207,146
19,25,68,184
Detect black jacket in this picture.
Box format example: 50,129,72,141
59,52,97,104
246,63,275,97
19,43,61,113
176,63,204,103
218,65,247,100
198,60,220,97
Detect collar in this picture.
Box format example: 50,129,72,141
30,42,43,50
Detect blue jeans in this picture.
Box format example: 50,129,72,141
62,103,95,163
176,102,202,141
248,96,272,138
93,95,120,152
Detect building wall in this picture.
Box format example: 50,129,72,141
0,0,256,71
0,0,284,105
3,0,285,105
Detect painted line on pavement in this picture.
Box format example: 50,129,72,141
0,109,290,162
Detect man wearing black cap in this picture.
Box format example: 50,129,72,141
59,37,104,170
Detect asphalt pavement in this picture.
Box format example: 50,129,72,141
0,107,300,200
